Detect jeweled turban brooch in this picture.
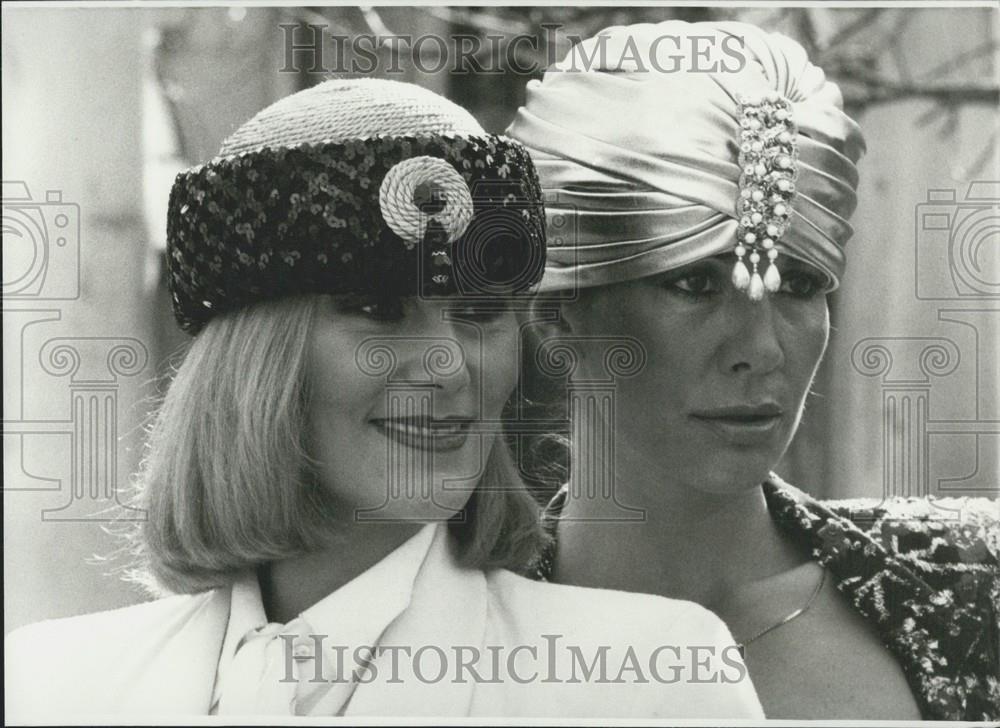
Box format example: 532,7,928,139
733,93,799,301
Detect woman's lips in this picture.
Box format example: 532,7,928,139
689,404,784,447
370,417,473,453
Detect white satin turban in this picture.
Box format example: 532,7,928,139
506,20,867,292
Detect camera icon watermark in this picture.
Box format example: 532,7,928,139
915,181,1000,300
2,181,81,300
3,180,149,521
414,177,548,302
848,181,1000,513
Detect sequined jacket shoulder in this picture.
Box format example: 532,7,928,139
531,477,999,720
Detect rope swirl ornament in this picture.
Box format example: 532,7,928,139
378,156,474,248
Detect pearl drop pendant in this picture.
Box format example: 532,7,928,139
763,262,781,292
732,260,751,289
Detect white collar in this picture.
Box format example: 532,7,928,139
212,523,438,707
300,522,437,643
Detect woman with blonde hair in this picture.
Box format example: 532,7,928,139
510,20,998,720
6,78,764,721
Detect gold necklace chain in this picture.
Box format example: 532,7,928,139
737,567,827,650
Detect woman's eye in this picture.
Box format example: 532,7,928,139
337,295,404,321
448,303,509,323
665,270,721,297
779,271,829,298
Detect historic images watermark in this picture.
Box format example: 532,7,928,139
279,22,749,76
275,635,749,686
2,181,148,521
850,181,999,506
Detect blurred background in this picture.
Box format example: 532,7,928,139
4,5,998,631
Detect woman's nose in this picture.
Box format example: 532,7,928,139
718,296,786,376
394,306,475,393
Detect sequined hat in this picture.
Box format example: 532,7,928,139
167,79,546,333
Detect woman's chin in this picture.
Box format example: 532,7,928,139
338,486,474,523
682,459,777,496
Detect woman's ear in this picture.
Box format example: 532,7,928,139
522,296,574,339
555,299,579,335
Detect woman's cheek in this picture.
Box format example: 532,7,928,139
800,298,830,363
482,323,519,414
779,297,830,380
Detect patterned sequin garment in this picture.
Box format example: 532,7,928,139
531,475,999,720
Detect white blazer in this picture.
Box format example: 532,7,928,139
6,526,763,722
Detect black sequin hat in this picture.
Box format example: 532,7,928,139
166,79,546,333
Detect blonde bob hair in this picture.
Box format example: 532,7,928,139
128,295,547,594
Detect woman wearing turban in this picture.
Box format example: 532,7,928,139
509,20,998,720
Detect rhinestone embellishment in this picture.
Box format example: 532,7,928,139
734,93,799,301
